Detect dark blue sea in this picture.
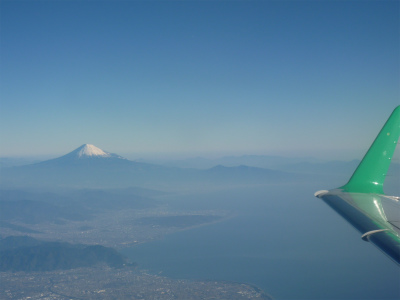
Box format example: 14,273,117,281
122,179,400,299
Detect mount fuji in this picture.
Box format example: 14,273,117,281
0,144,174,188
38,144,128,166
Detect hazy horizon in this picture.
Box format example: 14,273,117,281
1,142,399,164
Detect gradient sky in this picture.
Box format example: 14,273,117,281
1,0,399,160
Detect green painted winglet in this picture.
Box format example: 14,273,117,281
341,105,400,194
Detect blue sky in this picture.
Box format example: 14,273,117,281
1,0,399,160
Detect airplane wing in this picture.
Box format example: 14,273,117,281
315,106,400,265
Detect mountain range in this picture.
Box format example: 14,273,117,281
0,144,299,190
3,144,396,192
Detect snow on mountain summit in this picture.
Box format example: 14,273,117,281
60,144,125,160
76,144,111,158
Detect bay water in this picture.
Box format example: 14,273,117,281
122,182,400,299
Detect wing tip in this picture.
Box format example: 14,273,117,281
314,190,329,198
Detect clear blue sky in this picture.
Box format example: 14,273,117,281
1,0,399,160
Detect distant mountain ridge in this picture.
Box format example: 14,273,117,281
137,154,320,170
0,144,314,189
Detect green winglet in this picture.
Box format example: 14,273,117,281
341,105,400,194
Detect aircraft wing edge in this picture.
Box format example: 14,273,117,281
316,106,400,265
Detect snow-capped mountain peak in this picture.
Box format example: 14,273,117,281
75,144,111,158
30,144,128,167
58,144,125,160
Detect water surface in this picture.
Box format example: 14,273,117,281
122,182,400,299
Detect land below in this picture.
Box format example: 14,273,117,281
0,186,273,300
